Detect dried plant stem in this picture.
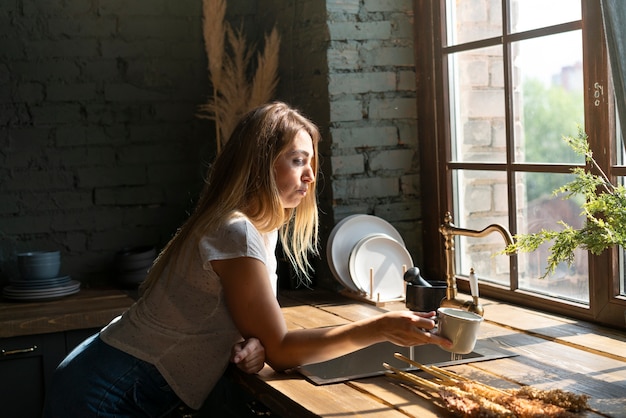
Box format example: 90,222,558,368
202,0,226,151
383,363,440,391
387,352,589,416
384,363,515,417
211,89,221,154
393,353,461,384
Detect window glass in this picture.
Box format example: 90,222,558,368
620,176,626,298
617,108,625,166
620,246,626,297
512,31,584,163
515,171,589,303
453,169,511,285
510,0,581,33
616,117,625,297
445,0,502,46
449,46,506,163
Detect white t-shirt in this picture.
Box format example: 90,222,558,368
100,213,278,409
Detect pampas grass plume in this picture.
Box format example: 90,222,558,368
250,27,280,108
199,0,280,152
202,0,226,87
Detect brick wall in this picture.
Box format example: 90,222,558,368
0,0,212,284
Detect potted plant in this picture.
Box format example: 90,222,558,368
504,127,626,277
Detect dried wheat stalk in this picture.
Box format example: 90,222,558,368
384,353,590,417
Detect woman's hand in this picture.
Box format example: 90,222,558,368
230,337,266,374
377,310,452,349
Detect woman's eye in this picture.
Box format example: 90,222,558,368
293,158,305,166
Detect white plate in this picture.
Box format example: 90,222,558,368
327,215,406,292
349,234,412,300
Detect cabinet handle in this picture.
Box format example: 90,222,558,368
1,345,38,356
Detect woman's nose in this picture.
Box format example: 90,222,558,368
303,166,315,183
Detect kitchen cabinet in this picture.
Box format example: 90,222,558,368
0,328,98,418
0,288,135,418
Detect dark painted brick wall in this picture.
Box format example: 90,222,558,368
0,0,213,284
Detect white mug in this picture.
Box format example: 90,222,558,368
436,307,483,354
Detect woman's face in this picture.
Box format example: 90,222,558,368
274,130,315,209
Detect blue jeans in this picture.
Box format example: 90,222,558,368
42,333,181,418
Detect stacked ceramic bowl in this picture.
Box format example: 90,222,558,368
18,250,61,279
114,246,157,288
2,250,80,301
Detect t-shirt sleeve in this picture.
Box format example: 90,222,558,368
198,217,267,270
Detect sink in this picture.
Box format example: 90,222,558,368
297,339,516,385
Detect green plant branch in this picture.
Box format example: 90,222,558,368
503,127,626,278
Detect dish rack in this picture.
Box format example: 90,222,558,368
339,265,408,307
327,214,411,307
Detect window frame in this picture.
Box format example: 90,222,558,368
414,0,625,327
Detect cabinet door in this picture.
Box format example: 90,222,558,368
0,333,66,418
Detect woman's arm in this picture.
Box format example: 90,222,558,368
213,257,451,372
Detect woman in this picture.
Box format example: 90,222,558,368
43,102,451,417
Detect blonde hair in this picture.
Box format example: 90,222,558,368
142,102,320,290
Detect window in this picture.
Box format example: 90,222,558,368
414,0,625,327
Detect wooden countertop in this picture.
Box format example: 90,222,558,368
0,287,136,338
231,289,626,418
2,286,624,416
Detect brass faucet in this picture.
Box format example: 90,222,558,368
438,211,514,316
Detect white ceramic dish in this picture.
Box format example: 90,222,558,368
327,215,406,292
349,234,412,300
